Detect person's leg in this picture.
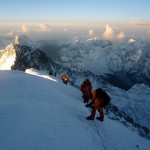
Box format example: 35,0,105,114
85,96,89,103
86,109,96,120
83,95,86,103
86,97,89,103
96,107,104,121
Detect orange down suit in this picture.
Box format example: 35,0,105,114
90,90,104,119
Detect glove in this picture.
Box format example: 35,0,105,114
85,103,91,107
85,101,94,108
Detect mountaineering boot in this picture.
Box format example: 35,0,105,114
96,117,104,121
86,116,94,120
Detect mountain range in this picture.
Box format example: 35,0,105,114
44,37,150,90
0,35,150,139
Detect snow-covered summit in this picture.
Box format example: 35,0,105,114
0,44,16,70
14,35,30,45
0,42,54,71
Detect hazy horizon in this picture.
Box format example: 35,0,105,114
0,0,150,41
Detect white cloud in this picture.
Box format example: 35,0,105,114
88,29,94,38
38,24,52,32
117,32,125,39
7,31,14,36
128,38,136,43
103,24,114,40
21,24,29,33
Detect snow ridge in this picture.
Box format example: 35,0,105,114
0,70,150,150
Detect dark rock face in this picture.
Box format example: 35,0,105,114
11,45,54,71
101,71,150,90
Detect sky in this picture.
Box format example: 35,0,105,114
0,69,150,150
0,0,150,40
0,0,150,22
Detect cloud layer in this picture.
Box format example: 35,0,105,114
1,22,149,42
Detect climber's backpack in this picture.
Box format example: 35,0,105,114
96,88,110,107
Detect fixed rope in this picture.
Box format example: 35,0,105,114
80,93,106,150
87,108,106,150
93,120,106,150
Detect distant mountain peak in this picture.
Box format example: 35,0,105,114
0,43,54,71
14,35,31,45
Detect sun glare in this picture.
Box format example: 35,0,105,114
0,46,16,70
0,55,16,70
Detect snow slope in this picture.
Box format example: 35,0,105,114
0,69,149,150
